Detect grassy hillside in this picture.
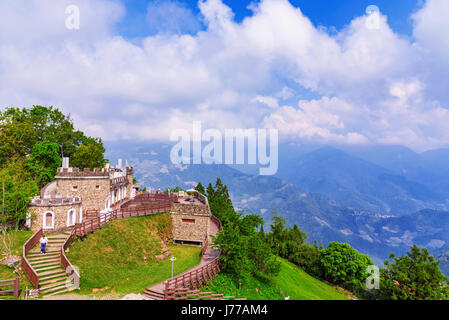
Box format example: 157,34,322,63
203,257,351,300
67,213,201,295
275,258,350,300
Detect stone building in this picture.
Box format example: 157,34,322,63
170,190,211,246
27,196,82,233
27,157,136,232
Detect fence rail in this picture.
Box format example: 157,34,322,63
164,287,245,300
0,278,19,298
164,257,221,297
61,230,80,289
21,228,43,288
74,203,172,237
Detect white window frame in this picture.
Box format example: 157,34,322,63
67,208,77,227
43,211,55,229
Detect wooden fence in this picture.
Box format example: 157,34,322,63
164,258,221,296
164,287,245,300
74,203,172,237
61,230,80,289
21,228,43,288
0,278,19,298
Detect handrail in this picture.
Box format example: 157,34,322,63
60,230,80,289
164,257,221,297
21,228,43,288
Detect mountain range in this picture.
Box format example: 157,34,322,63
105,141,449,269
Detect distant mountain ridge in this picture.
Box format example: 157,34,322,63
105,141,449,271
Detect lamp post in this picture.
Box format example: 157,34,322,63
170,256,177,280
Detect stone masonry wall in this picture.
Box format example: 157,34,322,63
171,212,210,243
55,177,110,211
29,202,82,233
171,203,210,215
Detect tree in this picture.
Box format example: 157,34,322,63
71,141,107,170
319,242,373,290
0,160,39,228
195,182,205,195
379,245,449,300
26,141,61,188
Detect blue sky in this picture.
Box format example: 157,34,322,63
1,0,448,151
116,0,423,38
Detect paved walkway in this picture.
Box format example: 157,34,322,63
148,216,220,293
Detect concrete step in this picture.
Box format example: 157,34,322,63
37,268,65,276
29,249,60,254
30,258,60,266
43,288,72,298
41,284,69,295
40,272,67,282
27,253,59,261
35,264,61,273
40,276,68,286
47,235,69,239
40,280,68,291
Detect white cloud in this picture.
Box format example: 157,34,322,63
146,0,201,35
0,0,448,151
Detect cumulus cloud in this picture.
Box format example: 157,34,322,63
0,0,448,151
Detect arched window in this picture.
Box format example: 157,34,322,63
67,209,76,227
43,211,54,229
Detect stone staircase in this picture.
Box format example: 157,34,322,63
26,232,73,297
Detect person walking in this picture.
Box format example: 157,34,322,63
40,234,48,254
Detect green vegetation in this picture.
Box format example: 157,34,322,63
66,214,201,295
203,273,283,300
0,105,107,227
319,242,373,292
203,257,350,300
377,245,449,300
274,258,349,300
0,230,33,299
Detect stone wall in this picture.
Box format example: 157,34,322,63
171,203,210,215
29,202,82,233
55,177,110,211
171,212,210,244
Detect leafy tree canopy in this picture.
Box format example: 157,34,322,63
379,245,449,300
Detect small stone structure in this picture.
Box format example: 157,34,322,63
27,158,138,233
170,190,211,246
28,196,82,232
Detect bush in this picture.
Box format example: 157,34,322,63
319,242,373,291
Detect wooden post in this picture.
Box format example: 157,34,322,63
13,277,19,298
164,281,169,300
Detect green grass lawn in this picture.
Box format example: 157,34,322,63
202,257,350,300
274,258,349,300
66,213,201,296
0,230,33,300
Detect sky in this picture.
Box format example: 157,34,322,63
0,0,448,152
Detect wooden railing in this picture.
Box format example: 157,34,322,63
21,228,43,288
61,230,80,289
164,258,221,297
74,203,172,237
164,287,245,300
200,236,209,257
0,278,19,298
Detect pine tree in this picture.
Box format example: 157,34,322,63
206,183,215,198
195,182,205,195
